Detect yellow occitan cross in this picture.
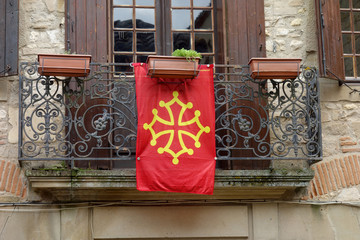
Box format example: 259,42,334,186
143,91,210,165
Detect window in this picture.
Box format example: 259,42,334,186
316,0,360,81
111,0,215,72
340,0,360,79
0,0,18,77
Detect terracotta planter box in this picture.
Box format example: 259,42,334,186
249,58,302,80
38,54,92,77
146,55,200,79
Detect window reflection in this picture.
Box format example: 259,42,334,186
114,8,133,28
340,0,349,8
137,32,155,52
195,33,212,53
172,0,190,7
172,10,191,29
344,57,354,76
354,12,360,31
341,12,351,31
136,0,154,6
193,0,212,7
356,34,360,54
135,9,155,28
114,0,132,5
173,33,191,50
353,0,360,8
342,34,352,54
114,31,133,51
194,10,212,29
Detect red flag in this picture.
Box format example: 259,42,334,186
134,63,216,195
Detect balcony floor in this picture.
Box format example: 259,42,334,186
26,168,314,202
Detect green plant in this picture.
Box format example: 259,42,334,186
172,48,202,60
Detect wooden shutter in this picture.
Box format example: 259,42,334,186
67,0,110,169
226,0,266,65
0,0,18,76
315,0,344,80
224,0,268,170
67,0,108,62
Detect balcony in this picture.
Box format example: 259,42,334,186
19,62,321,201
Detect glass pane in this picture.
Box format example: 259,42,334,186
356,34,360,54
137,32,155,52
173,33,191,51
135,9,155,28
195,33,213,53
114,0,132,5
137,55,148,63
172,0,190,7
341,12,351,31
200,56,213,64
172,10,191,29
114,31,133,51
342,34,352,53
194,10,212,29
340,0,349,8
344,57,354,77
194,0,212,7
136,0,154,6
357,57,360,77
114,55,133,72
353,0,360,8
114,8,133,28
354,12,360,31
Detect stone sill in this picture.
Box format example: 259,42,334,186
26,169,314,202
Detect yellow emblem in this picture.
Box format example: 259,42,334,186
143,91,210,165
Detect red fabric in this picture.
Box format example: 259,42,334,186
134,63,216,195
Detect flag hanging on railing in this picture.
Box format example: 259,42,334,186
134,63,216,195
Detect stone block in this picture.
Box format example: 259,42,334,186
93,206,248,239
8,107,18,144
0,81,8,101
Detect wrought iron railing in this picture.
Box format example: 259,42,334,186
18,62,322,166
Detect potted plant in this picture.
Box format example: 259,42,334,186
248,58,302,80
37,53,92,77
146,49,202,79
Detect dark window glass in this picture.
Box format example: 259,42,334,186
341,12,351,31
342,34,352,53
172,0,190,7
194,10,212,29
137,55,149,63
114,31,133,51
195,33,213,53
194,0,212,7
354,12,360,31
356,34,360,53
353,0,360,8
357,57,360,75
135,8,155,28
172,10,191,29
114,55,133,72
344,57,354,76
114,8,133,28
340,0,349,8
199,56,213,64
173,32,191,50
137,32,155,52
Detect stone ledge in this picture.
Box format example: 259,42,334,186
26,169,314,202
